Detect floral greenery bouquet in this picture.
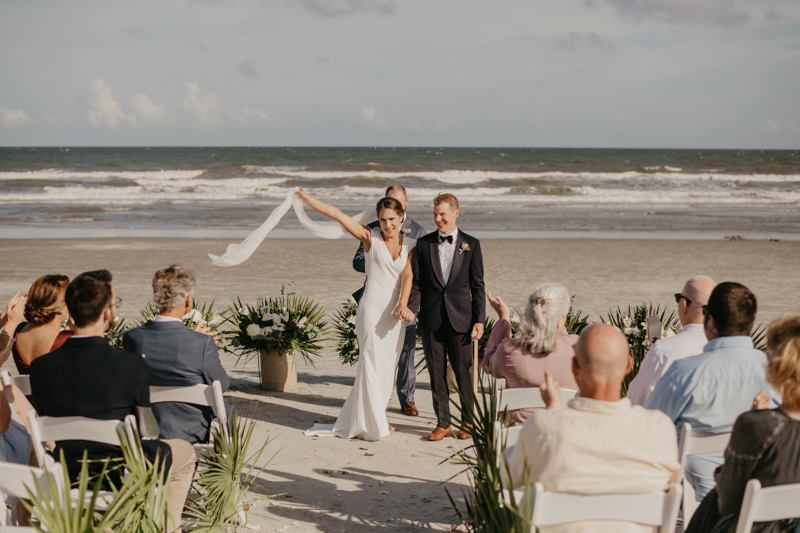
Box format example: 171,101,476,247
128,299,230,352
225,285,328,366
601,303,681,396
332,298,359,366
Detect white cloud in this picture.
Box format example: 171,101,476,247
132,93,167,122
0,107,29,129
86,79,135,127
361,106,389,130
181,81,222,129
230,107,269,125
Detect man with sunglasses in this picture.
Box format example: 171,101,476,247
628,276,717,406
645,281,774,503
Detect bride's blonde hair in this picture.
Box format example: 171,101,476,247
514,282,570,354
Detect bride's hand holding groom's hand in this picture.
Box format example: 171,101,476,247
396,305,414,323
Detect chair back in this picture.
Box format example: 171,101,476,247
148,380,228,440
497,387,577,412
735,479,800,533
26,411,139,468
530,481,682,533
0,371,31,396
0,461,64,528
678,422,731,522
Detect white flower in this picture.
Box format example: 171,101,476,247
347,315,356,325
297,317,308,329
281,311,290,322
640,321,646,328
246,323,262,338
184,309,203,323
623,327,641,336
273,323,285,332
208,315,224,327
622,316,632,328
260,325,274,336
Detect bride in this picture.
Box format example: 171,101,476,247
298,188,416,441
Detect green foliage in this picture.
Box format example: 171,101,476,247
565,296,591,335
187,408,279,532
601,303,681,396
332,299,360,366
445,378,532,533
751,323,768,352
224,284,328,367
104,315,131,350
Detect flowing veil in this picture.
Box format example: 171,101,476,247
209,187,373,267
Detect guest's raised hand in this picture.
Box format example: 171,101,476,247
751,390,772,411
487,290,510,321
541,371,564,410
2,292,26,333
193,321,220,345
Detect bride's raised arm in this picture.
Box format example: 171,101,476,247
295,188,372,249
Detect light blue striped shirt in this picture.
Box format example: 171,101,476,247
645,335,773,500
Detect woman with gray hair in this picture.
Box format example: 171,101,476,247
482,282,579,425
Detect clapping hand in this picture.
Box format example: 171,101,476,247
2,292,27,333
752,390,773,411
193,321,220,345
540,371,564,410
487,290,510,321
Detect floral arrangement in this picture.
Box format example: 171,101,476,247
332,298,360,366
601,303,681,396
225,285,328,366
104,315,131,349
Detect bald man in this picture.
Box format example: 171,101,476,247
628,276,717,405
506,324,681,533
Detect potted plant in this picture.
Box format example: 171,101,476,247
226,285,327,391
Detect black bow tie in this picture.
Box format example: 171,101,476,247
439,235,453,244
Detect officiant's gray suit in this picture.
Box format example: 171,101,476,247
123,320,230,443
352,216,427,407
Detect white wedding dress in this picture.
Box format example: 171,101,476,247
305,228,416,441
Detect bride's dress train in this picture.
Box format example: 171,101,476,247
305,228,415,441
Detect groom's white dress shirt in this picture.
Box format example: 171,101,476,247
437,227,459,285
627,323,708,406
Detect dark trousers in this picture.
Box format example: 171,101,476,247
420,315,474,429
396,325,417,405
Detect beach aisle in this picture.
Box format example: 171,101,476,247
2,236,799,531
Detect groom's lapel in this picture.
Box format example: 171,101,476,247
446,231,467,288
429,239,446,288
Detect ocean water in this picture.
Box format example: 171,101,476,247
1,147,798,239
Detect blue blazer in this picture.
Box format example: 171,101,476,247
123,320,230,444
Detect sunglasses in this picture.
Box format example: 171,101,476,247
674,293,693,305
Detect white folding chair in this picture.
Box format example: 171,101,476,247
677,422,731,522
492,421,525,505
497,387,577,412
26,411,141,511
148,380,229,447
529,481,683,533
0,371,31,396
735,479,800,533
0,460,64,530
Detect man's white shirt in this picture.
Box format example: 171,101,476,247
437,227,459,285
155,315,182,323
627,323,708,405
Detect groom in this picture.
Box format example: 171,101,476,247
408,193,485,441
352,184,427,417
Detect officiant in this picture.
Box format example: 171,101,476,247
352,184,427,417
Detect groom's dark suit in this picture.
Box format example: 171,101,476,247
408,229,485,429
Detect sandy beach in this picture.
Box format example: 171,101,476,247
2,236,798,532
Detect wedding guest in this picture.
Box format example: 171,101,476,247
646,282,772,502
8,274,73,374
482,283,578,425
628,276,717,405
352,184,427,417
506,324,681,533
30,270,195,533
124,264,229,444
0,377,37,526
686,313,800,533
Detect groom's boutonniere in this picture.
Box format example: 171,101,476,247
402,228,411,236
459,242,470,255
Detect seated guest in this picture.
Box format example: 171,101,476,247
686,313,800,533
628,275,717,405
124,264,229,444
482,283,578,425
30,270,194,533
646,282,772,502
506,324,681,533
8,274,74,374
1,379,37,526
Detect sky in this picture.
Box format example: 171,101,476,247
0,0,799,149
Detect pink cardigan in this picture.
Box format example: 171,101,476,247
481,319,579,425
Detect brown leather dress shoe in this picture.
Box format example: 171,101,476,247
426,426,453,441
457,425,472,440
402,402,419,416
